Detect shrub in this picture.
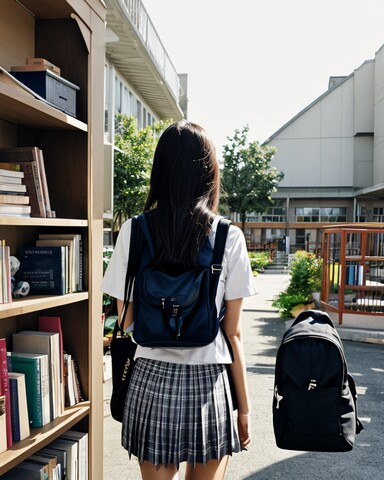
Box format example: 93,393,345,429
272,251,323,317
248,251,271,274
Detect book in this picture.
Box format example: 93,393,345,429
39,446,66,480
38,316,64,414
27,452,57,479
63,353,76,407
60,430,88,480
0,163,21,172
0,395,6,453
13,331,62,420
38,234,82,292
11,63,61,75
7,352,50,428
36,239,75,293
0,337,12,447
1,459,49,479
36,148,52,217
0,242,12,304
0,174,22,184
0,147,46,217
19,245,66,295
26,57,61,75
49,438,78,480
8,372,30,442
0,193,30,205
0,183,27,194
0,204,31,216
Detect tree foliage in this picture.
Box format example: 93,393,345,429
221,125,284,229
113,114,171,230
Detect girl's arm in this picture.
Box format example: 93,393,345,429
221,297,251,449
117,299,134,331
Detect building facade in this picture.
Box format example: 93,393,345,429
243,44,384,254
103,0,186,225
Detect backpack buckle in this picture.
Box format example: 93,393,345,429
211,264,222,274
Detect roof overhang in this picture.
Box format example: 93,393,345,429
105,0,184,121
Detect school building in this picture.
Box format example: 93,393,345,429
102,0,186,233
239,43,384,255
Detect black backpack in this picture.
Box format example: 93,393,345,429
128,212,231,348
273,309,364,452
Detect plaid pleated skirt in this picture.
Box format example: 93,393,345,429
122,358,240,467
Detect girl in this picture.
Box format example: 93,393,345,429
102,120,256,480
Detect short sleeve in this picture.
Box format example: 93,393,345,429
101,219,132,300
224,225,257,300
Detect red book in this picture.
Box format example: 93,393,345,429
0,337,12,447
38,317,64,413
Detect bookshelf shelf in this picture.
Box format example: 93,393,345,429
0,217,87,227
0,0,105,477
0,82,88,132
0,402,90,475
0,293,88,319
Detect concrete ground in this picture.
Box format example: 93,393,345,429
103,273,384,479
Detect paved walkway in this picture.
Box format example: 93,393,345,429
103,273,384,479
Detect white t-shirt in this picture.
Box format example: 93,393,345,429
102,216,257,364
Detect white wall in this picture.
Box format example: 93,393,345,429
354,60,375,134
270,77,355,188
374,45,384,183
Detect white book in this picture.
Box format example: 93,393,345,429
49,438,78,480
13,331,62,420
60,430,88,480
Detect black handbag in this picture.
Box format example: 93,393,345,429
109,321,137,422
109,217,139,422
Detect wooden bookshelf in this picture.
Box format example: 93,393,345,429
0,0,105,478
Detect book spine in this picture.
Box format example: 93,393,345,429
37,149,51,217
0,193,30,204
19,161,46,218
0,338,12,447
9,376,21,442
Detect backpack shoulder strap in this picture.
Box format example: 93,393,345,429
211,218,231,273
136,212,155,259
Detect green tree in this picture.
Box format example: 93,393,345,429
113,114,171,230
221,125,284,230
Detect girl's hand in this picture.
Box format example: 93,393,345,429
238,412,251,450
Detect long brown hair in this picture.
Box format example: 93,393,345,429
144,120,220,270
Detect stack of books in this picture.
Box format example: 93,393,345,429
0,317,85,456
0,164,30,218
19,233,82,296
0,146,54,218
1,429,88,480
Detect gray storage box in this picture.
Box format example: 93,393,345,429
12,69,79,117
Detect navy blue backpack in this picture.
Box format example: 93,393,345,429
128,212,231,348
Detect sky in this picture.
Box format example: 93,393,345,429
143,0,384,156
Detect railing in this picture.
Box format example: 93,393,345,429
120,0,180,102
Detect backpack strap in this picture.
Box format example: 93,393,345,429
136,212,155,259
211,218,231,273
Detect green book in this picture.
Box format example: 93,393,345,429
7,352,50,428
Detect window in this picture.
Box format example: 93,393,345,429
373,207,384,222
114,76,122,113
261,200,287,222
295,207,347,222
